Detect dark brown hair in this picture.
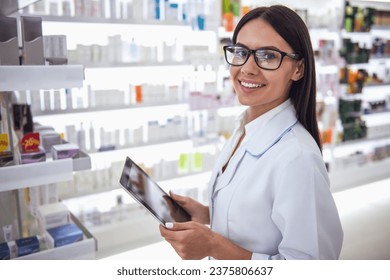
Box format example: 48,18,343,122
232,5,321,150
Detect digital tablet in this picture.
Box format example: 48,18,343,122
119,156,191,226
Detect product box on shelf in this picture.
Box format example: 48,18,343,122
15,235,41,257
14,215,96,260
0,240,17,259
39,130,62,152
52,143,80,160
45,223,83,249
37,202,71,231
19,132,46,164
0,151,13,167
43,35,68,65
0,241,11,260
20,147,46,164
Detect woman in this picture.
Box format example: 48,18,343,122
160,5,343,260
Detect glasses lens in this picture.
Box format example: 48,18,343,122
225,46,249,66
255,49,282,70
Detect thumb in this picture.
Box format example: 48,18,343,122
169,191,189,205
165,221,192,231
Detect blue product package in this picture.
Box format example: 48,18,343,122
47,223,83,247
0,242,10,260
15,236,40,257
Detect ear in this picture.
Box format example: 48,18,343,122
291,59,305,81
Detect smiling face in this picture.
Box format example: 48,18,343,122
230,18,304,122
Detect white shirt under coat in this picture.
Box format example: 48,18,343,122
208,99,343,260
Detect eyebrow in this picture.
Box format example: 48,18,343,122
234,42,282,52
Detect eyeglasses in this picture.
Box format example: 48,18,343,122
223,45,301,70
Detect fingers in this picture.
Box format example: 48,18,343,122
169,191,185,202
169,191,192,207
165,221,193,231
159,223,179,242
160,222,193,238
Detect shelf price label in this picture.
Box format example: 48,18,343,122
21,132,40,152
0,133,9,152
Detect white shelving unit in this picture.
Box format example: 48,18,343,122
329,157,390,192
2,0,389,260
16,214,97,260
5,9,224,258
0,65,84,91
0,64,96,259
326,21,390,190
0,150,91,192
0,64,91,193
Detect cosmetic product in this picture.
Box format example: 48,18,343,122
12,104,34,135
34,124,55,132
178,153,190,174
40,130,62,153
0,131,9,152
2,225,13,242
65,124,77,145
20,16,45,65
191,152,203,172
21,132,40,153
111,195,124,221
15,236,40,257
52,143,80,160
89,122,96,152
0,242,11,260
135,84,143,103
43,35,68,65
0,151,13,167
0,16,19,65
37,202,70,231
45,223,83,249
0,126,13,167
20,148,46,164
77,122,86,151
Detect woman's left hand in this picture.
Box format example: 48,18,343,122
159,222,213,260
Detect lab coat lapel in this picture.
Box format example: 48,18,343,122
246,104,298,157
207,134,238,197
210,103,298,197
212,146,246,194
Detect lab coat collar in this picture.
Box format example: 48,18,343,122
246,101,298,156
210,100,298,196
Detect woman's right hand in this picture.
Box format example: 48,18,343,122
169,191,210,224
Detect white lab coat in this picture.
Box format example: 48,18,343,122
208,100,343,260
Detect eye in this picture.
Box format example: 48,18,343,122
233,47,248,58
256,50,279,61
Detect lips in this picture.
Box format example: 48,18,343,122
240,80,265,88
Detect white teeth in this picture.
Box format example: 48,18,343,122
241,81,264,88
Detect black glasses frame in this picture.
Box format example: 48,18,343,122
223,45,302,70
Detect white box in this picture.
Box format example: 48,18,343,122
52,143,80,160
37,202,70,231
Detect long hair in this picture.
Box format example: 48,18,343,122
232,5,321,150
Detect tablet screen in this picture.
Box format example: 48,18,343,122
119,157,191,225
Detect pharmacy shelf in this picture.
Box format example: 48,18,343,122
80,60,192,68
17,236,96,259
17,215,97,260
34,14,187,27
89,139,220,166
0,65,84,91
0,151,91,192
329,158,390,192
32,101,189,116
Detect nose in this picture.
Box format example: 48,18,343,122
240,53,259,75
